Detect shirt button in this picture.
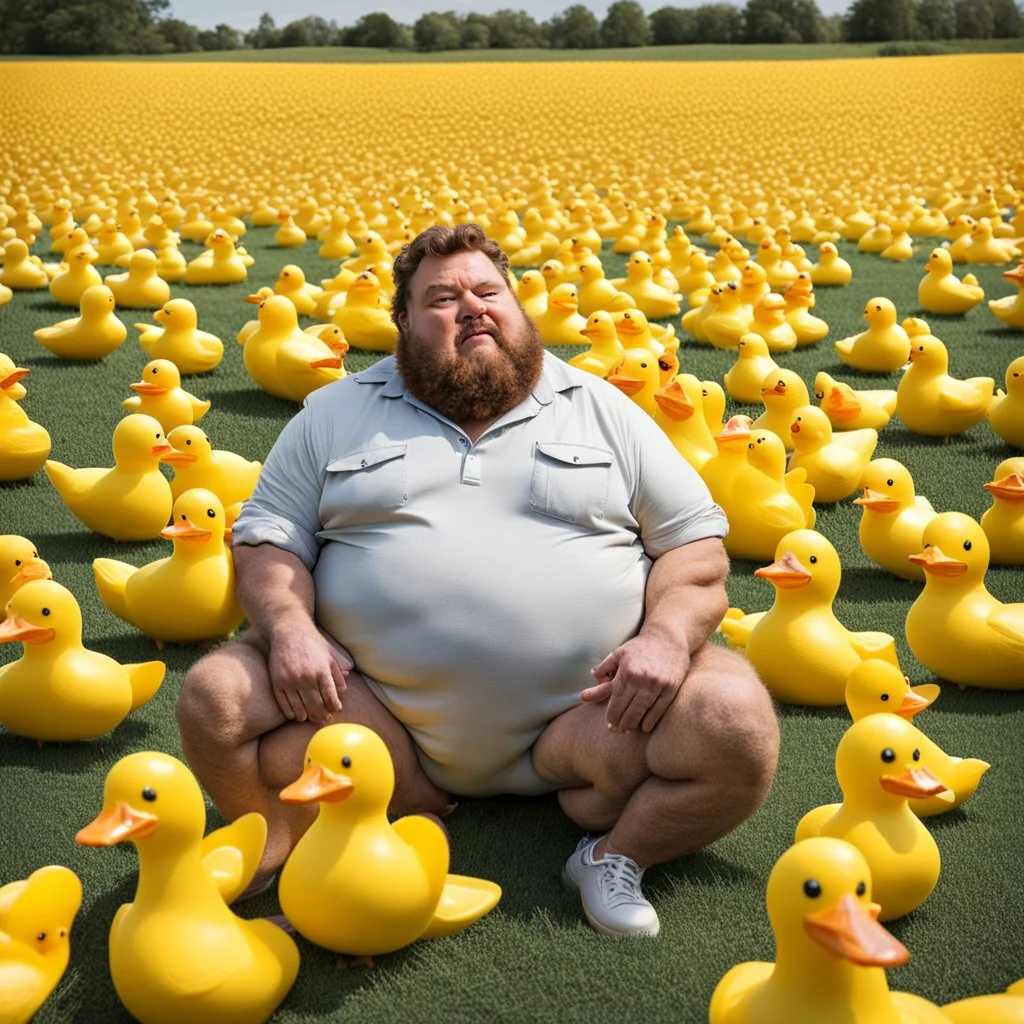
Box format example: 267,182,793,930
458,438,469,446
573,456,580,463
360,459,367,467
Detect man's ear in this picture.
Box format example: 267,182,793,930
396,311,408,332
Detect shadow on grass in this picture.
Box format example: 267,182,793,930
211,387,297,419
0,717,155,772
833,564,921,602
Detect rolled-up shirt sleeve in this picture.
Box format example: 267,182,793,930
231,404,326,571
626,403,729,559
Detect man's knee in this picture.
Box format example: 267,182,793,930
653,644,779,803
176,638,264,747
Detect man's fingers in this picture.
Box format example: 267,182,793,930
580,680,613,703
616,692,655,734
641,686,677,733
330,658,349,696
281,687,307,722
319,672,343,715
590,651,619,682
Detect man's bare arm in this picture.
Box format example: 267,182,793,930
583,537,730,733
234,542,351,725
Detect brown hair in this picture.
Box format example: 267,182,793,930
391,223,510,324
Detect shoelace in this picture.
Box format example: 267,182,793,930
598,854,645,906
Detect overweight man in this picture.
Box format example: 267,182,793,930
176,223,779,938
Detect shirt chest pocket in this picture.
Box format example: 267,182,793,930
531,441,614,529
321,444,408,527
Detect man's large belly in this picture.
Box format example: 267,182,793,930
312,525,650,796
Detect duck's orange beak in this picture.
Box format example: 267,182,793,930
0,610,54,644
762,383,787,398
310,356,342,370
754,550,812,589
1,368,30,390
908,545,967,576
825,387,860,422
715,416,753,447
130,382,167,395
804,894,909,967
161,518,212,542
150,442,173,457
76,801,159,846
607,375,645,397
853,488,900,513
244,293,264,305
790,421,801,434
616,317,643,337
984,472,1024,502
160,448,198,465
1002,263,1024,283
280,764,353,805
8,558,51,587
896,683,940,720
653,382,694,420
880,765,948,799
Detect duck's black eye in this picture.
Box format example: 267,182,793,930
41,608,50,616
856,881,866,897
151,367,158,374
341,756,351,768
887,479,894,486
803,879,822,898
918,345,924,351
36,931,46,942
875,305,881,311
913,749,921,761
963,540,972,551
186,439,192,446
207,509,216,518
881,693,889,702
142,787,157,801
14,559,20,566
881,748,896,763
809,555,817,564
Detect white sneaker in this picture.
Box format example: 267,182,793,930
562,834,660,938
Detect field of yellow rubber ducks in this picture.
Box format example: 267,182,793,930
0,52,1023,1024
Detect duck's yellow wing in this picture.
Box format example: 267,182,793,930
420,875,503,940
93,558,136,622
938,379,994,414
709,961,774,1024
849,631,901,666
124,661,165,712
719,608,764,650
200,812,267,904
988,605,1024,649
0,956,47,1024
941,993,1024,1023
794,803,840,842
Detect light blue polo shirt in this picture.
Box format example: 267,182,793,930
232,352,727,796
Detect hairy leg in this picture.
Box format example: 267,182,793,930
176,629,449,878
532,643,779,867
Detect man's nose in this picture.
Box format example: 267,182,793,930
460,292,487,319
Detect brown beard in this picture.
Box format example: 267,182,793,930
395,309,545,425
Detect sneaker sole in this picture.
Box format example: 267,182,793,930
561,868,661,939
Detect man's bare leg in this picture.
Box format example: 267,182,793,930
176,630,450,883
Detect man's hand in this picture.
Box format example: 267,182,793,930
267,619,352,725
582,631,690,734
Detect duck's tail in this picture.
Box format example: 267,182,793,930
92,557,135,623
123,660,164,712
421,875,502,940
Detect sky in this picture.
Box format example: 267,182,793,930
167,0,851,32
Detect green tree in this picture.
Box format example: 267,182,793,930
24,0,168,54
460,12,492,48
844,0,918,40
600,0,652,46
546,4,601,47
486,9,546,47
343,13,412,48
413,11,462,50
917,0,956,38
157,17,200,50
246,12,281,47
279,15,337,47
744,0,825,42
694,3,743,42
197,23,244,50
990,0,1023,35
649,6,699,43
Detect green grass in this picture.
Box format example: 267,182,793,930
3,37,1022,62
1,225,1023,1023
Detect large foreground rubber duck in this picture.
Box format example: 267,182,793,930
710,837,948,1024
721,529,899,705
0,865,82,1024
33,284,127,361
76,752,299,1024
94,489,243,646
0,579,164,740
279,724,501,957
0,356,50,481
943,990,1024,1023
45,414,173,541
795,714,949,920
135,299,223,375
906,512,1024,689
982,457,1024,566
835,298,911,373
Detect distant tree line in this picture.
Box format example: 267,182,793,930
0,0,1020,55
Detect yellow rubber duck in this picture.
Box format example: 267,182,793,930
749,293,797,353
709,837,948,1024
246,296,343,402
606,347,662,418
236,288,274,347
540,257,567,293
273,209,307,248
704,281,753,350
681,282,721,344
943,990,1024,1023
272,264,322,317
341,232,393,277
814,371,896,432
0,534,51,610
737,260,770,311
701,379,727,436
34,284,127,361
810,241,853,287
95,220,135,265
724,334,779,404
0,865,82,1024
918,247,985,315
907,511,1024,689
45,414,173,541
795,714,949,920
161,427,261,523
279,724,501,956
653,374,717,472
515,270,548,320
330,271,399,352
789,405,877,504
76,751,299,1024
0,239,48,290
755,239,798,291
317,210,356,259
854,458,936,581
122,359,211,433
183,229,249,285
0,357,51,482
676,249,715,301
897,331,994,437
722,529,898,704
961,218,1019,264
835,298,911,373
94,488,244,645
303,323,350,368
614,251,680,319
982,457,1024,566
48,243,103,307
576,257,632,316
989,262,1024,329
135,299,223,375
699,415,753,508
783,273,829,346
752,368,810,450
0,280,11,308
844,660,988,819
154,239,187,283
880,221,915,261
989,354,1024,446
103,250,169,310
0,579,164,740
568,311,623,378
532,283,587,346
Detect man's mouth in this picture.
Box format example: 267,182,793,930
458,323,497,346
